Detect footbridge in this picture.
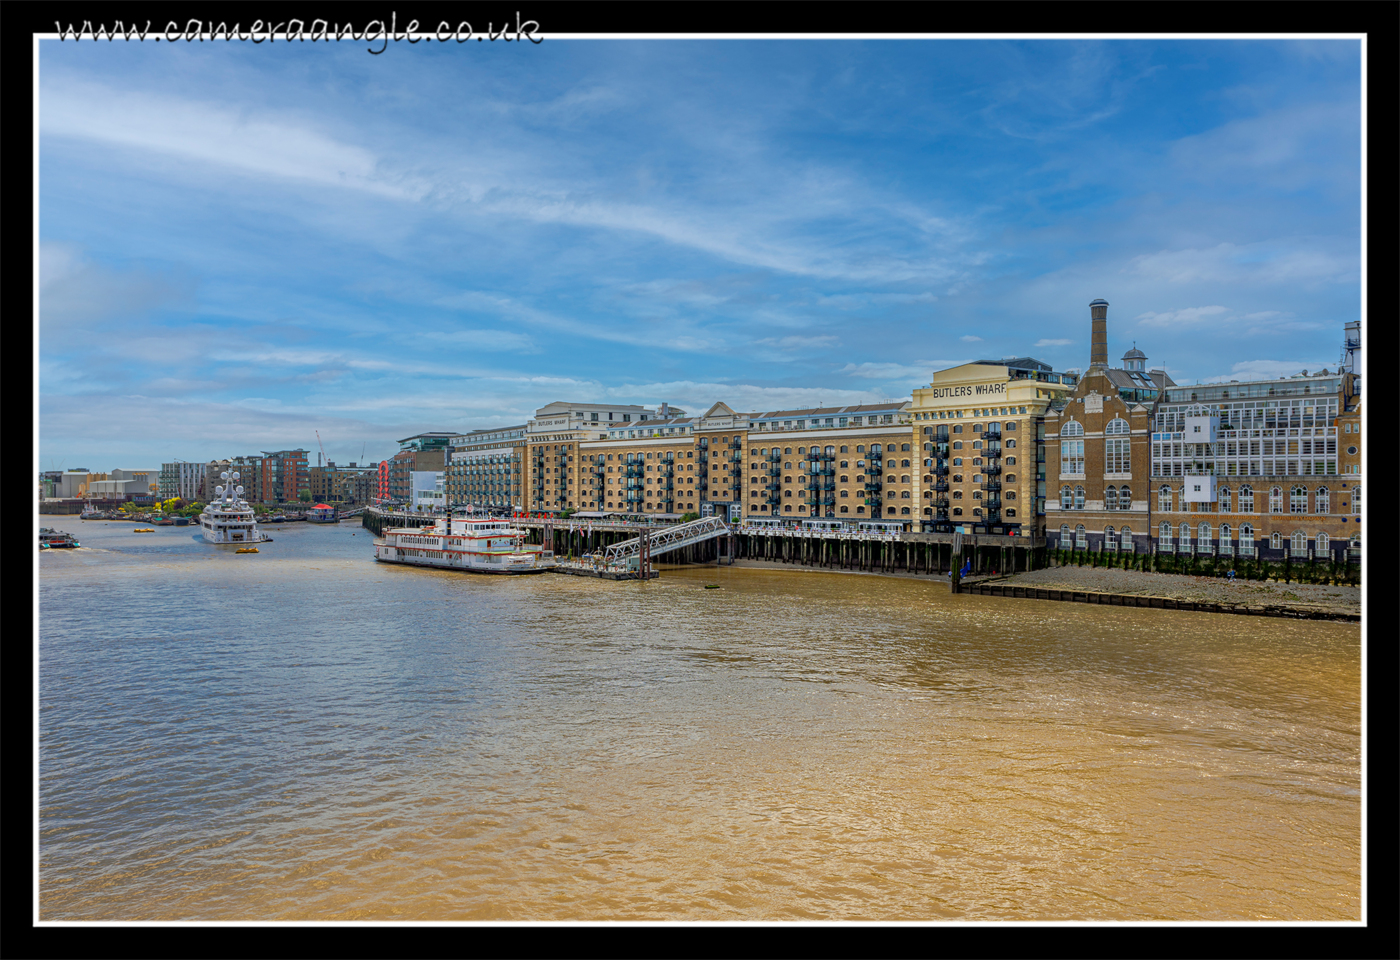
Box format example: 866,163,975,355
603,516,732,563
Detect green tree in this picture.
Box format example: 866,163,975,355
298,490,313,503
679,512,699,523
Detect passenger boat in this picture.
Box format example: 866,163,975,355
200,471,271,545
39,528,80,548
374,513,555,574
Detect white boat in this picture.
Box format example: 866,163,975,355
200,471,270,545
374,513,555,574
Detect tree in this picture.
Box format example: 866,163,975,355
298,490,313,503
679,512,699,523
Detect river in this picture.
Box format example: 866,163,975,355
37,516,1361,921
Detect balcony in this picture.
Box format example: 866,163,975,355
934,481,949,492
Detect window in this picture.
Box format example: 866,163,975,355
1061,420,1084,473
1180,522,1192,549
1315,486,1329,514
1060,524,1071,544
1291,531,1307,554
1105,525,1115,544
1270,532,1282,550
1269,486,1283,513
1220,522,1231,544
1120,527,1133,550
1075,524,1087,547
1119,486,1132,510
1160,521,1173,547
1219,485,1231,513
953,441,963,450
1316,532,1329,554
1105,487,1118,510
1291,485,1308,514
1239,485,1254,513
1159,485,1172,512
953,507,962,516
1074,486,1085,509
1199,521,1211,545
1353,485,1361,513
1105,418,1130,473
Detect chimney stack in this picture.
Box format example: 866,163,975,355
1089,299,1109,369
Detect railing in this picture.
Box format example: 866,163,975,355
603,516,732,562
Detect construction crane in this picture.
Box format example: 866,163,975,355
316,430,327,468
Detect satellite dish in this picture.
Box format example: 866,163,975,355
231,472,241,481
235,485,244,496
215,485,224,497
221,471,230,481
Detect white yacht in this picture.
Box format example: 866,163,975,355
375,513,554,574
200,471,269,545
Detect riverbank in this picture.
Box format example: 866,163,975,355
992,565,1360,619
695,558,1361,620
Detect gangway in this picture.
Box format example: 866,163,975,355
603,516,732,563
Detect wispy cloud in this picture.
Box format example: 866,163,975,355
1034,338,1073,347
41,80,428,200
1134,305,1229,327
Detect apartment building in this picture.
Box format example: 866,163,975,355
447,424,527,512
913,353,1079,537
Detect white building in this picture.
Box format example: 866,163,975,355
88,468,159,500
410,470,446,512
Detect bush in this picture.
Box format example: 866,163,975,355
679,512,699,523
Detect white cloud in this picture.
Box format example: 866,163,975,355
1134,305,1229,327
1202,359,1337,382
959,335,983,342
1127,242,1356,286
839,362,935,380
753,335,840,351
1034,338,1072,347
41,80,427,200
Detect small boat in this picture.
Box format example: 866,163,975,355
155,518,175,526
134,528,155,533
40,527,81,548
235,547,259,554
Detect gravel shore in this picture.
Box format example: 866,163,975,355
996,565,1360,617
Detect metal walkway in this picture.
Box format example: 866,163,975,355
603,516,732,562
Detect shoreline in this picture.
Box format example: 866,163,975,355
660,557,1361,621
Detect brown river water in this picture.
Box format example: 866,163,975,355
38,517,1361,921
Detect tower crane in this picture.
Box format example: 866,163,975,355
316,430,327,468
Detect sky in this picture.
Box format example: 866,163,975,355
37,36,1362,469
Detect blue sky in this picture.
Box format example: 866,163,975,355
38,37,1361,469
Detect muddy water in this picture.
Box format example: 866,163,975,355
39,518,1360,920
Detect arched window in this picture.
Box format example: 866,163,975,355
1007,509,1016,517
1061,420,1084,474
901,507,910,515
1104,487,1118,510
1239,485,1254,513
1219,485,1231,513
1060,524,1071,545
1119,486,1132,510
1354,485,1361,513
973,440,983,449
1159,485,1173,512
1240,523,1254,554
1160,521,1173,547
1291,485,1308,514
1180,522,1192,549
1104,525,1115,545
953,441,963,450
1315,486,1329,514
1269,486,1284,513
900,443,910,452
1220,522,1231,545
1104,418,1130,473
1074,486,1085,509
953,507,962,515
840,505,850,513
1270,532,1282,550
1075,524,1087,547
1199,522,1212,547
1120,527,1133,550
1060,486,1073,509
1291,531,1307,554
1316,532,1328,554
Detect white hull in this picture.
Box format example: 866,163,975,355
374,516,555,574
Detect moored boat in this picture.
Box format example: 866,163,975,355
374,512,555,574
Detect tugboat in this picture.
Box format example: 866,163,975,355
199,471,271,545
